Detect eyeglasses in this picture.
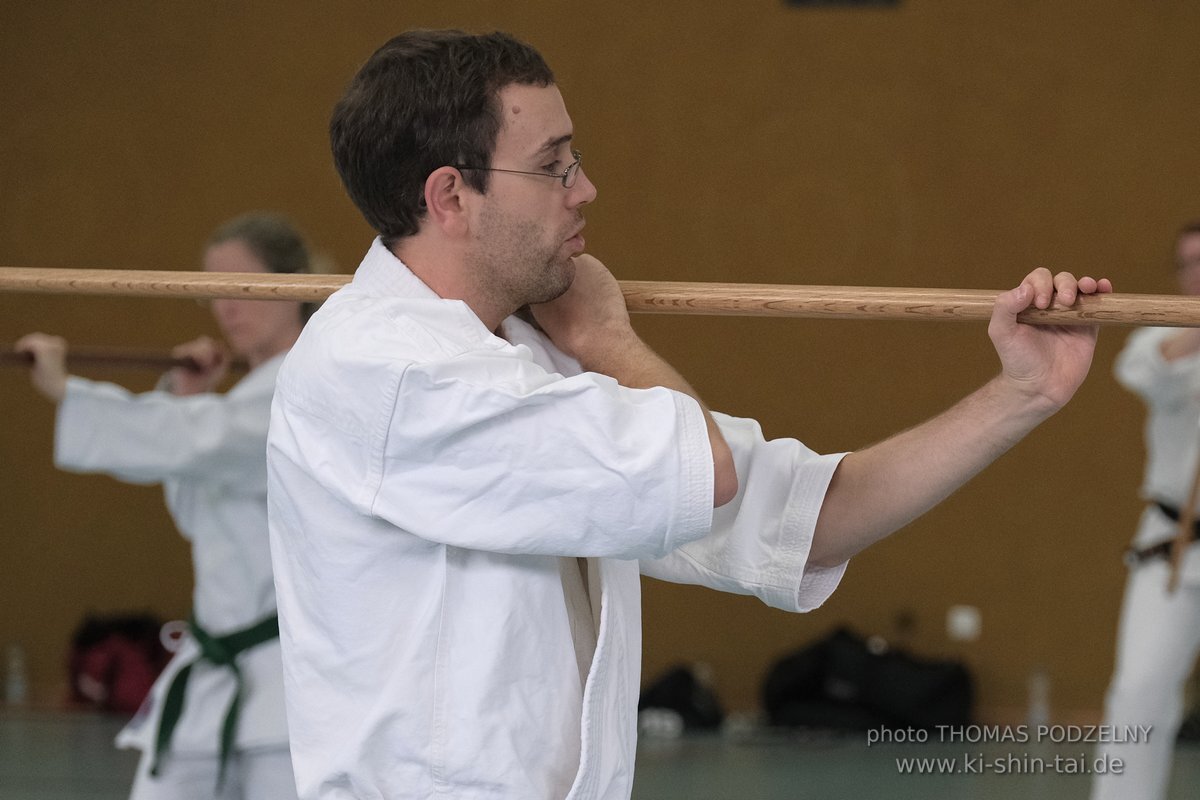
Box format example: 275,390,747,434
454,149,583,189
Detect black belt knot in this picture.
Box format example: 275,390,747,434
1124,502,1200,566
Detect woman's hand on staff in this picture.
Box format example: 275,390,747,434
14,332,69,402
167,336,229,396
989,268,1114,412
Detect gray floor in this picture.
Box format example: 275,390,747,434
2,710,1198,799
634,729,1200,799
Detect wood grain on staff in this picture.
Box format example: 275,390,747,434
1,266,1198,327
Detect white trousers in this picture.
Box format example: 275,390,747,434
1091,559,1200,800
129,746,300,800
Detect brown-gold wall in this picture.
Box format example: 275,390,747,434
3,1,1198,722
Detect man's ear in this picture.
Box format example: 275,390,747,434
424,167,473,237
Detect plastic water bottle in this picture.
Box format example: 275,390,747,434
1027,666,1050,728
5,644,28,707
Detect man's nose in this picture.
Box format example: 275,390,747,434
569,167,597,206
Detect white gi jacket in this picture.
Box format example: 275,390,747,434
267,238,848,800
1114,326,1200,582
54,357,290,753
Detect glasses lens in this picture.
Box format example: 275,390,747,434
563,151,582,188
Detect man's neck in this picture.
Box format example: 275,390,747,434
389,237,512,332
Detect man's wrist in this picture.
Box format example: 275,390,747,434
987,373,1061,424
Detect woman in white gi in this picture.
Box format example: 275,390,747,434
17,212,309,800
1092,221,1200,800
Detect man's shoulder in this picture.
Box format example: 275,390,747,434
276,290,515,408
309,289,491,359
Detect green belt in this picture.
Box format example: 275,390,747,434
149,612,279,790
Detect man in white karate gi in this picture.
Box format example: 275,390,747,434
266,29,1111,800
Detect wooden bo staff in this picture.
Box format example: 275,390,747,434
3,265,1200,326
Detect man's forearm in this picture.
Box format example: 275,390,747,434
808,375,1060,567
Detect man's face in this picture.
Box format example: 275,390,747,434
1176,233,1200,296
466,83,597,308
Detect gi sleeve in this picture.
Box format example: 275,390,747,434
54,376,270,488
347,351,716,559
639,412,848,613
1115,327,1200,408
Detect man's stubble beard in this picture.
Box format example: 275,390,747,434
471,206,579,310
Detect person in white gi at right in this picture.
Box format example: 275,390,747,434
1092,221,1200,800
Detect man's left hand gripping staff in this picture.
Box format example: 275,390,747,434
990,267,1114,412
806,267,1113,570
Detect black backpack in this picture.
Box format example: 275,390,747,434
762,627,973,731
639,663,725,730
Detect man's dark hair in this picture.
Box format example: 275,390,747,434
330,30,555,245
